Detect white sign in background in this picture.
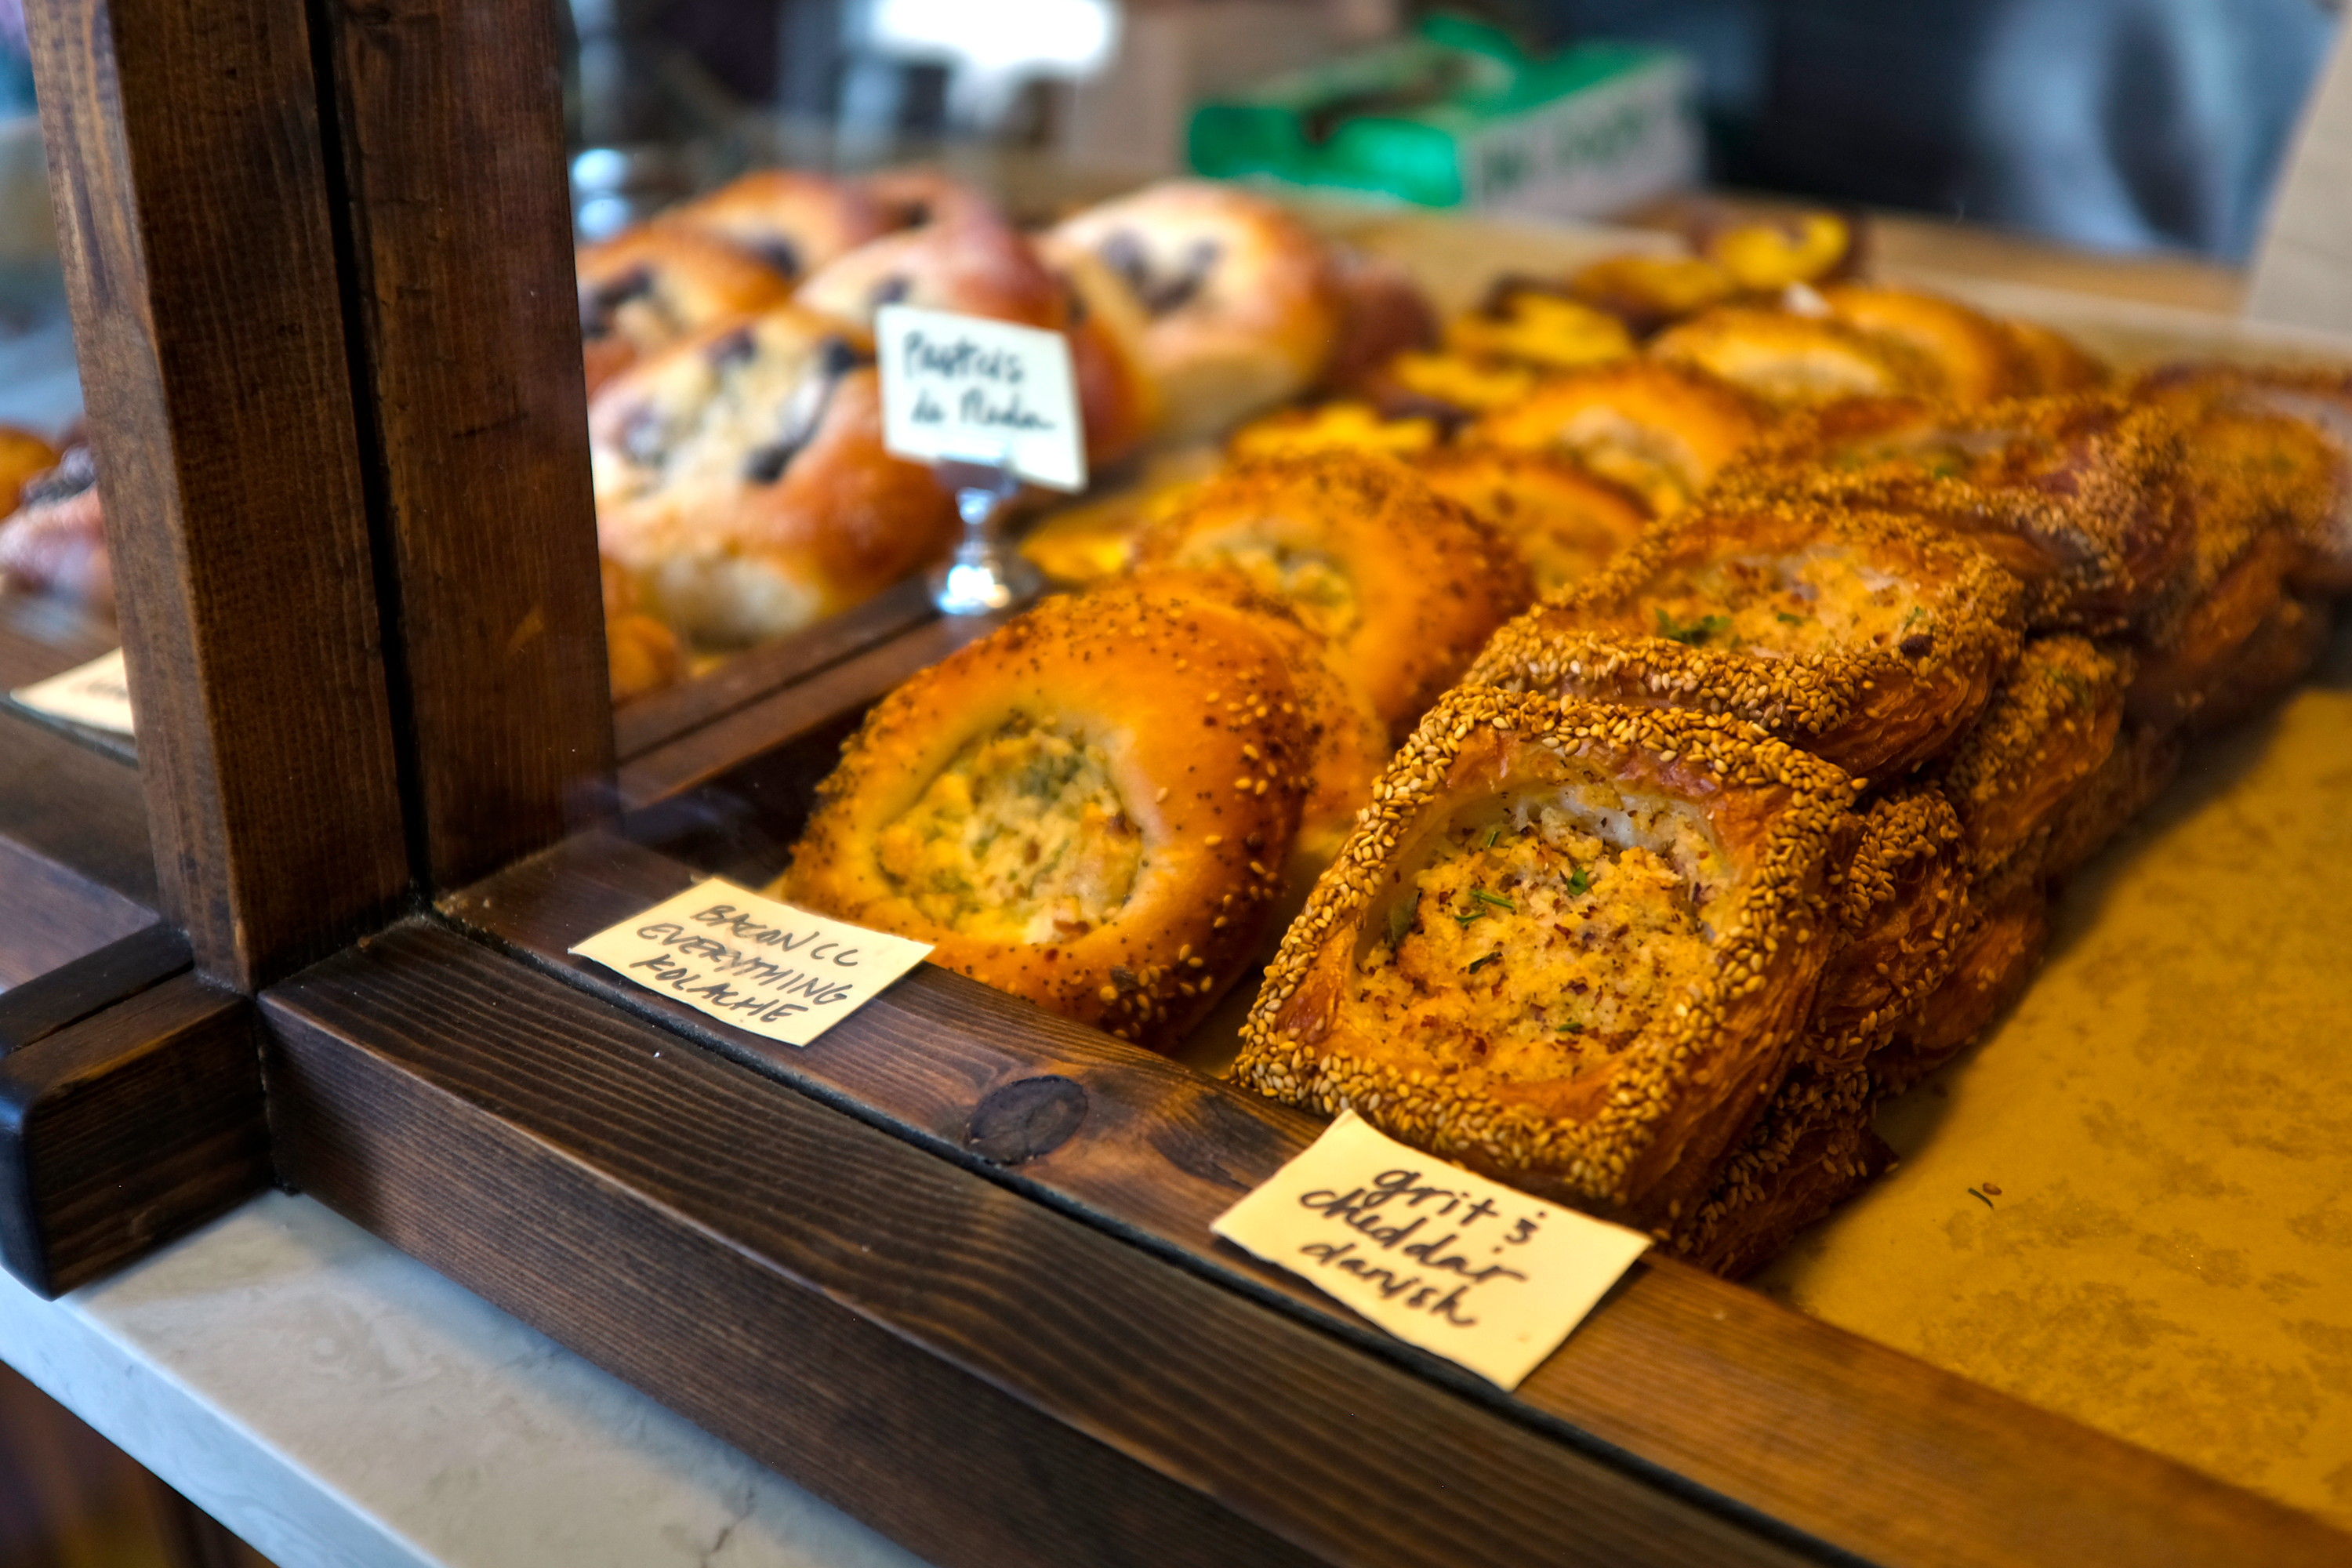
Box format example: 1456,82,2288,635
10,647,135,736
1212,1109,1653,1389
874,304,1087,492
570,880,934,1048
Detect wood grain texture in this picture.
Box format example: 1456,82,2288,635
24,0,409,989
0,708,154,906
0,840,158,991
264,919,1809,1568
314,0,613,891
613,577,940,762
0,973,266,1297
442,830,2352,1568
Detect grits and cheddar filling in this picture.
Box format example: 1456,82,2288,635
875,716,1141,942
1348,786,1735,1080
1636,545,1930,655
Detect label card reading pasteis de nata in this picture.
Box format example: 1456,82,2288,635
10,648,135,736
874,303,1087,492
1212,1110,1652,1389
569,880,932,1047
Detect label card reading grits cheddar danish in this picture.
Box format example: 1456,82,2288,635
569,880,931,1047
10,648,135,736
1212,1110,1652,1389
875,304,1087,492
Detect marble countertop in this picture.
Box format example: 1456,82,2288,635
0,1191,935,1568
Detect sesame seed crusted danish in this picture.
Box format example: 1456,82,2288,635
778,589,1310,1052
1819,285,2034,405
662,170,891,284
1465,361,1769,515
1665,1062,1888,1278
577,226,793,395
1999,317,2107,395
590,307,957,647
1232,690,1859,1228
1466,506,2027,779
1709,393,2190,636
1133,453,1534,739
2176,595,2334,740
1647,307,1936,409
1444,283,1635,373
1411,449,1651,597
2036,718,2182,884
1931,636,2132,873
1871,853,2051,1098
1050,181,1344,444
1804,782,1966,1066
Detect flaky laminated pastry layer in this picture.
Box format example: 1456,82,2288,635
1465,505,2026,779
1232,688,1857,1225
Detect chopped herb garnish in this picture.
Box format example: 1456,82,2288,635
1484,826,1501,849
1928,459,1962,479
2050,669,2092,707
1966,1187,1994,1211
1452,907,1484,926
1566,866,1592,896
1776,611,1806,625
1467,953,1499,973
1556,1021,1583,1036
1904,606,1928,627
1470,887,1515,912
1654,608,1732,647
1385,888,1419,947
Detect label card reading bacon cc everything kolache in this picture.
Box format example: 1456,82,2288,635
570,880,932,1047
1212,1109,1653,1389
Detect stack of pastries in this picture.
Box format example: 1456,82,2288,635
760,209,2352,1276
583,170,1435,662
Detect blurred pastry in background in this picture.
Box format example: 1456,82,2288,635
577,225,794,395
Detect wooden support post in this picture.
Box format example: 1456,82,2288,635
310,0,615,890
23,0,412,990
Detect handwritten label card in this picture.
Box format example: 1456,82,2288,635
1212,1110,1651,1389
10,648,134,736
875,304,1087,492
570,880,932,1047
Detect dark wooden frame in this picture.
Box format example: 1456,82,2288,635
7,0,2350,1559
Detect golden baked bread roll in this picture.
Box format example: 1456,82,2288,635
1468,506,2027,779
2001,318,2107,394
1132,453,1533,738
1711,392,2192,635
1410,448,1650,597
1444,284,1635,372
1565,253,1737,336
601,557,686,705
662,170,890,283
1820,285,2034,405
1229,401,1439,461
1805,783,1966,1065
1102,572,1389,894
800,205,1154,467
1234,689,1858,1227
779,588,1311,1051
577,225,793,395
1050,181,1343,443
1465,361,1767,514
592,307,957,646
1648,307,1935,408
0,446,109,608
1933,636,2131,871
1697,211,1858,292
1368,350,1540,419
1666,1062,1887,1277
0,426,56,514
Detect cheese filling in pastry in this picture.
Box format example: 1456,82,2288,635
1469,506,2026,778
1236,690,1857,1227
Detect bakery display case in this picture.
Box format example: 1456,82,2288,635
8,0,2352,1563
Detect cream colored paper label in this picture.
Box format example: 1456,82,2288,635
10,648,134,735
875,303,1087,492
1212,1109,1651,1389
569,880,932,1047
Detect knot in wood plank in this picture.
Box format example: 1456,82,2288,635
965,1076,1088,1165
